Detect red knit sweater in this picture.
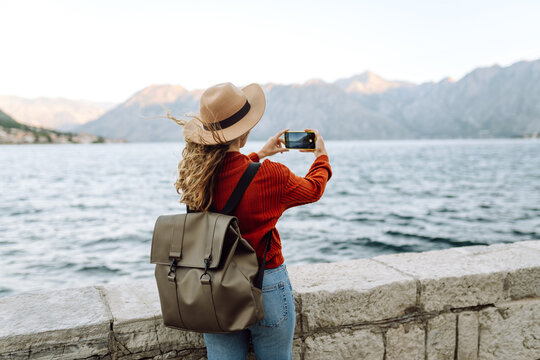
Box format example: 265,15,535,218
212,151,332,269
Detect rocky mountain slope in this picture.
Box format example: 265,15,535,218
76,85,202,142
356,60,540,138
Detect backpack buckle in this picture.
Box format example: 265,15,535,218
200,257,212,284
167,258,177,282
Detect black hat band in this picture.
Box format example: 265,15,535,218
203,100,251,131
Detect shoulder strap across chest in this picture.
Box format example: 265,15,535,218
186,161,261,214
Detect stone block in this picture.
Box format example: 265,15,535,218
100,278,204,358
0,286,111,359
304,328,384,360
385,322,425,360
478,298,540,360
454,243,540,300
457,311,478,360
373,243,540,312
514,240,540,252
426,312,456,360
288,259,416,332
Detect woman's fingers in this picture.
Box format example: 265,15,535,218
276,128,289,139
277,139,288,152
304,128,320,136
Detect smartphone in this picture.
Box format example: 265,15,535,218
284,131,316,150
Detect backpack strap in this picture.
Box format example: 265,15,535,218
219,162,261,215
186,162,261,215
253,230,272,289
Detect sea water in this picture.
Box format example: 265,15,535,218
0,139,538,298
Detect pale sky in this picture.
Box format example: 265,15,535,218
1,0,539,103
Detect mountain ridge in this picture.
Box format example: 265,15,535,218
70,58,540,141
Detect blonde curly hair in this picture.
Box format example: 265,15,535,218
166,109,242,212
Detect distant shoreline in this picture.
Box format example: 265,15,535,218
0,127,127,145
1,135,538,145
0,110,127,145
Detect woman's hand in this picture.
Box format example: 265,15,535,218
299,129,328,158
257,128,290,160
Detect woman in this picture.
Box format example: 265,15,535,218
168,82,332,360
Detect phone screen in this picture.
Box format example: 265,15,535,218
284,131,316,149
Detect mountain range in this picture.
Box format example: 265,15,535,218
76,59,540,141
74,73,420,142
9,59,540,142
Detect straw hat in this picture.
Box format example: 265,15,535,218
182,82,266,144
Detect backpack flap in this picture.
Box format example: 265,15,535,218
150,212,237,269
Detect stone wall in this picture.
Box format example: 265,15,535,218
1,240,539,359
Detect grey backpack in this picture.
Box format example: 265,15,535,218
150,162,272,333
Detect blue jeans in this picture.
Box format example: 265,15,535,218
203,264,296,360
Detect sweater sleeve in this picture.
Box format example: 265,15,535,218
278,154,332,210
247,152,260,162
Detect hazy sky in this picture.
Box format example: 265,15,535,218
1,0,539,102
